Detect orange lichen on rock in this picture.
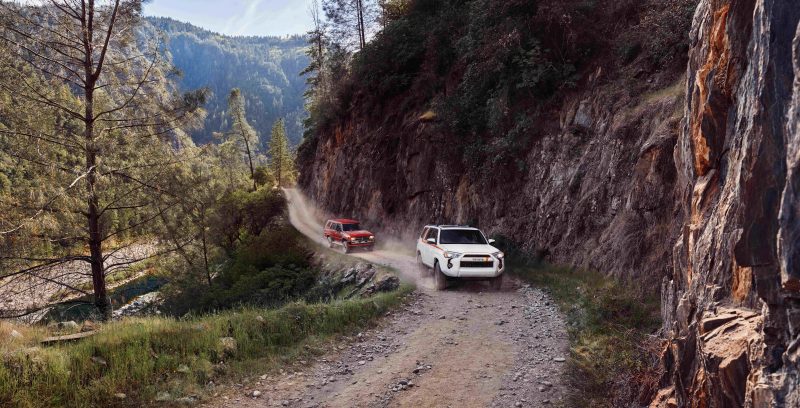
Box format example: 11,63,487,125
690,3,731,177
732,259,752,303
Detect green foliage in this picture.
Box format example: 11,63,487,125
253,165,274,187
0,289,410,408
159,187,312,316
268,119,296,188
303,0,582,174
617,0,697,67
225,88,261,188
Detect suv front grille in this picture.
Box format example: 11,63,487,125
460,261,493,268
353,237,371,244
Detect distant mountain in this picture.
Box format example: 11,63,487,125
145,17,309,146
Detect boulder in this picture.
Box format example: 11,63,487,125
365,275,400,295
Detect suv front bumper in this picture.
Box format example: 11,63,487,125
440,257,504,278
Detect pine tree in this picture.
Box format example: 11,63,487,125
0,0,206,320
323,0,378,51
268,119,295,188
226,88,259,191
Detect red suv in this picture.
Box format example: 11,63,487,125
323,219,375,253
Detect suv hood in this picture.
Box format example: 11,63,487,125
437,244,499,255
343,230,373,238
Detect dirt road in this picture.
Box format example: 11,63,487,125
210,189,568,408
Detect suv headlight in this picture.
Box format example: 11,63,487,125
369,236,374,240
443,251,463,259
492,251,505,259
350,237,357,242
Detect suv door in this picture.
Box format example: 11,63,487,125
417,227,429,262
333,223,343,242
323,221,332,238
422,227,439,266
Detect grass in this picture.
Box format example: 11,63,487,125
0,285,412,408
508,261,662,407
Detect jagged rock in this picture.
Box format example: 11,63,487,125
177,364,191,374
364,275,399,295
654,1,800,406
114,393,126,400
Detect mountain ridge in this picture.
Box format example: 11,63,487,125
145,16,309,146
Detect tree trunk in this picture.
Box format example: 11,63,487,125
85,82,111,320
84,0,111,321
201,209,211,287
356,0,366,50
277,150,283,188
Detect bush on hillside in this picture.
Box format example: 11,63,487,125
160,189,318,316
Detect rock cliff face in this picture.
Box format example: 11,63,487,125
656,0,800,406
299,22,687,292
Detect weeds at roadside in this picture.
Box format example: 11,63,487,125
0,286,412,408
507,259,661,407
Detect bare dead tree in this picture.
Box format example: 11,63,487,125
0,0,205,320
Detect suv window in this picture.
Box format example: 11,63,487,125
342,223,361,231
420,227,429,239
439,229,487,245
424,228,439,243
335,223,342,232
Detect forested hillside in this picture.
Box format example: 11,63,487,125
146,17,308,145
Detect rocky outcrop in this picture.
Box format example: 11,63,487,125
300,56,685,293
656,0,800,406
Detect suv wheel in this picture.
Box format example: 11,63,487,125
326,237,334,248
342,242,350,254
490,273,504,290
434,261,447,290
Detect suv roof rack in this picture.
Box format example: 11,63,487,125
438,224,473,228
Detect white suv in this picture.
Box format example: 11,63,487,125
415,225,505,290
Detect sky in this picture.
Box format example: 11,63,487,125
144,0,313,37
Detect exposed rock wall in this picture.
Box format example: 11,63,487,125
300,68,685,292
657,0,800,406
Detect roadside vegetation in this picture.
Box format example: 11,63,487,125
497,240,662,407
0,287,411,408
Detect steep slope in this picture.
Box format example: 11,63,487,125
145,17,308,145
298,0,694,290
655,0,800,406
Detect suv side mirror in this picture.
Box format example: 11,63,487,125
488,239,496,244
426,238,436,244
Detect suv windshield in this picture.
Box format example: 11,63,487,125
439,229,487,245
342,223,361,231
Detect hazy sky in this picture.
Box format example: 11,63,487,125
144,0,313,37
